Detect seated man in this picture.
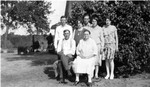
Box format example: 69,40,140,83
57,29,76,83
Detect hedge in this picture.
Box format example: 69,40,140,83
1,34,50,48
68,1,150,75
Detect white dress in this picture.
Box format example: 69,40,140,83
73,38,97,76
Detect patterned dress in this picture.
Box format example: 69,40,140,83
103,25,117,59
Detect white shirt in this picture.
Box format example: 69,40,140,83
57,38,76,55
83,23,91,30
54,24,73,49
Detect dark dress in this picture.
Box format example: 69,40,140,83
74,28,85,46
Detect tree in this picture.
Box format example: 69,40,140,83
1,1,52,48
69,1,150,75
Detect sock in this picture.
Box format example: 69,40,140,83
88,74,92,83
76,74,79,82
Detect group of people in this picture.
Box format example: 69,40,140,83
53,15,118,87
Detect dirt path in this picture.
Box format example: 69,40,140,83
1,53,150,87
1,53,77,87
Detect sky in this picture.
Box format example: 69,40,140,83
48,0,67,26
1,0,67,35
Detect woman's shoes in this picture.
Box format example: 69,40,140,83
94,76,99,79
105,74,114,79
73,81,79,86
110,75,114,80
105,75,109,79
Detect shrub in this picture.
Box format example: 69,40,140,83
68,1,150,75
7,34,33,48
1,39,14,49
1,34,46,48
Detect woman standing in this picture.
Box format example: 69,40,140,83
89,17,104,79
73,30,97,87
73,20,85,46
103,18,118,79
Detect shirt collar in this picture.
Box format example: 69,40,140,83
83,23,91,27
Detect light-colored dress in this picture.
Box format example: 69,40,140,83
103,25,117,59
88,25,104,65
73,38,97,76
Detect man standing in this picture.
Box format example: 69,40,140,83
54,16,73,51
57,30,76,83
83,14,91,30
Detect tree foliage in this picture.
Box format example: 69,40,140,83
1,1,52,48
69,1,150,75
1,1,52,34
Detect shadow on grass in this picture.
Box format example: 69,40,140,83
44,66,56,79
43,65,93,85
5,52,58,66
43,66,76,82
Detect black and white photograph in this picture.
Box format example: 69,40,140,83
1,0,150,87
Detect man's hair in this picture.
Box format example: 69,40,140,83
63,29,70,33
83,14,90,18
105,16,112,21
83,29,91,34
61,15,67,19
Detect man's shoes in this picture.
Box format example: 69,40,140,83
73,81,79,86
56,75,60,81
59,78,64,83
59,78,67,84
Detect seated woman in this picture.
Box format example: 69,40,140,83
72,29,97,87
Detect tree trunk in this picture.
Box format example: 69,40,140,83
37,28,39,35
3,26,9,49
65,1,72,18
32,35,34,52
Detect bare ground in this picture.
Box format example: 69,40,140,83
1,53,150,87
